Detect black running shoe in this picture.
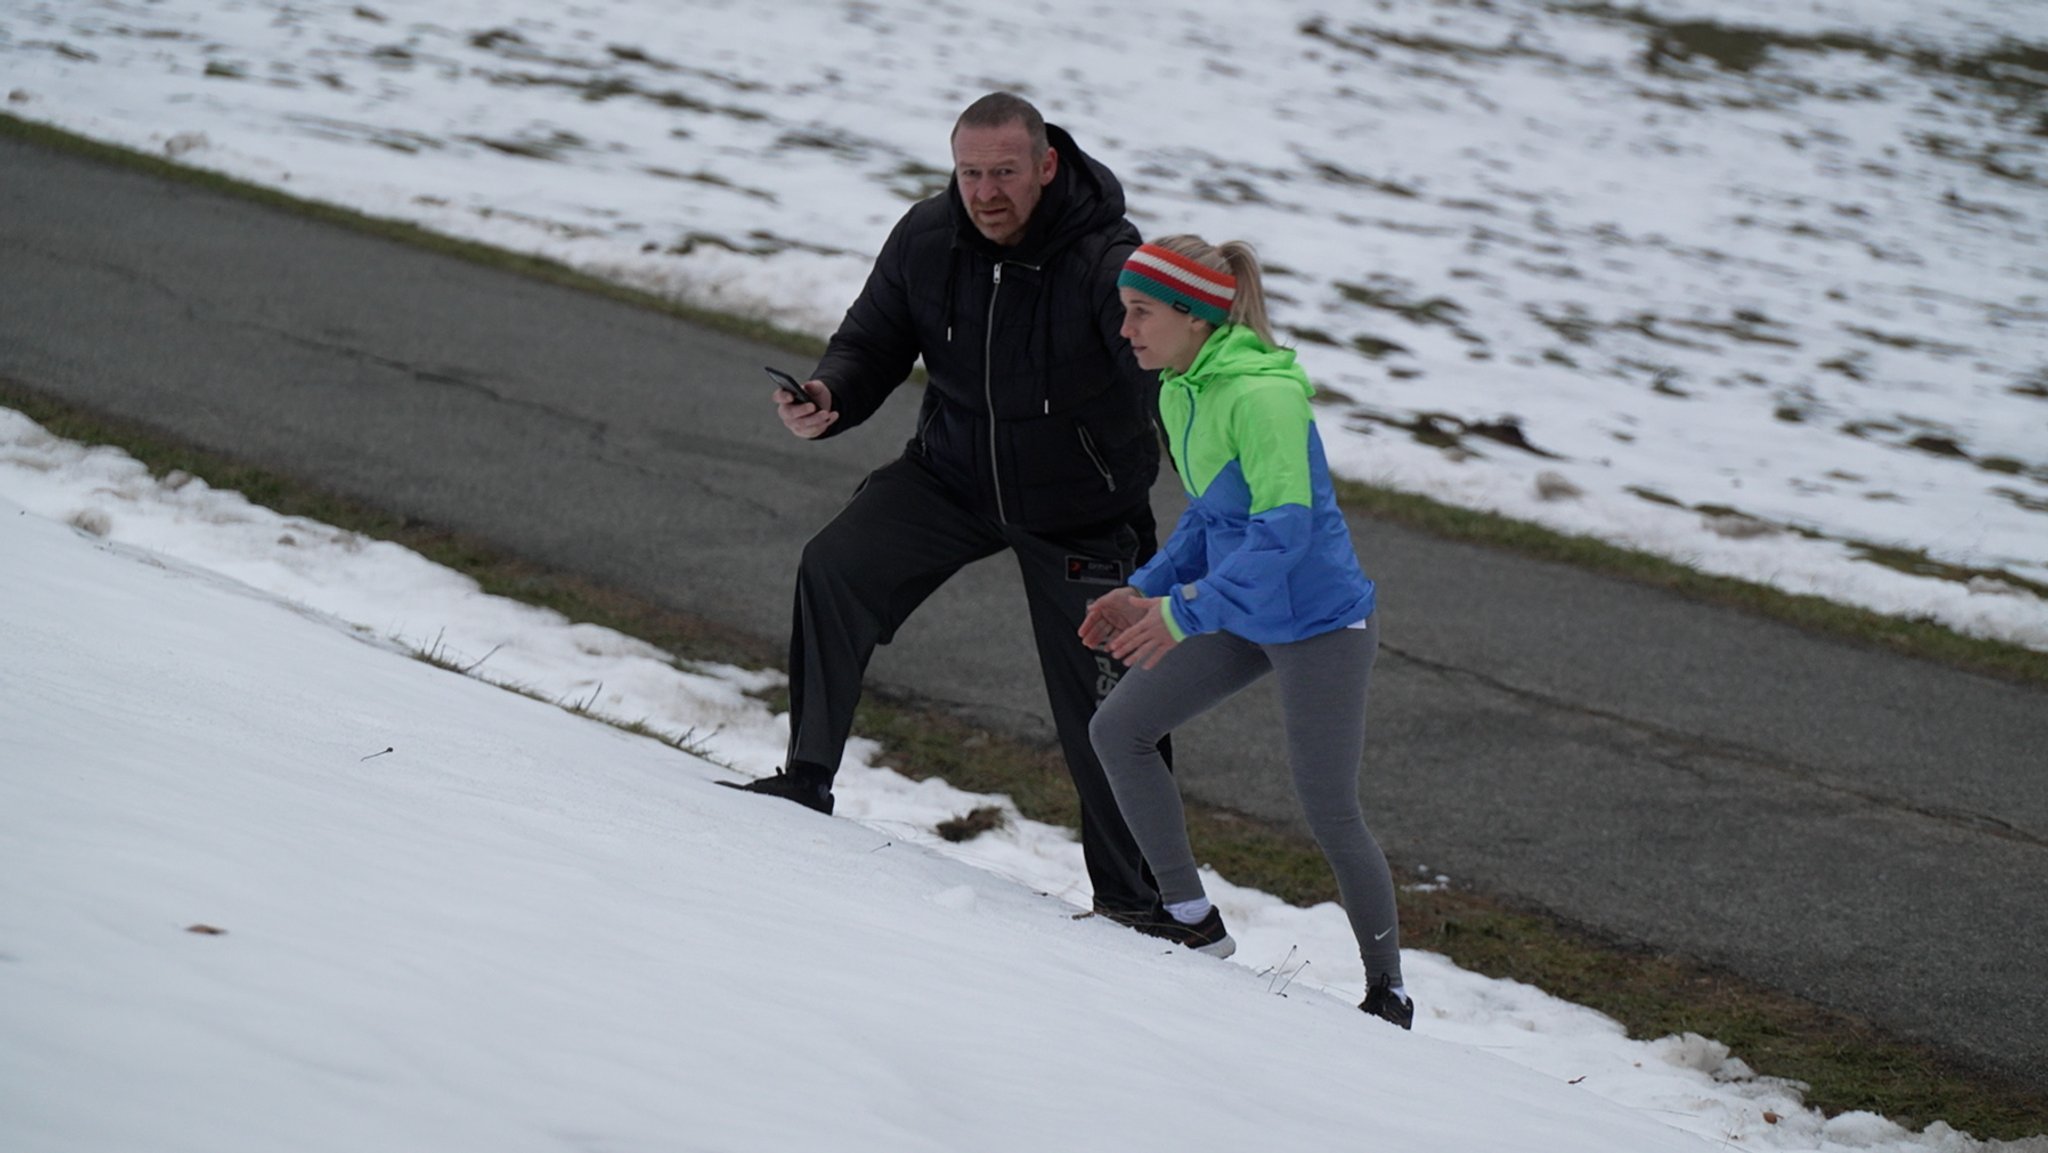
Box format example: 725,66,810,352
717,767,834,815
1359,973,1414,1030
1083,901,1167,929
1133,906,1236,958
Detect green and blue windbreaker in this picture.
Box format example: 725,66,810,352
1128,325,1375,644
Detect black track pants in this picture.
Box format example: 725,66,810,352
785,453,1165,914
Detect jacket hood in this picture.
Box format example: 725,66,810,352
1167,324,1314,398
947,123,1127,264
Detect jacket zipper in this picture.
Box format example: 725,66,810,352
1077,425,1116,493
1176,383,1198,491
985,262,1007,523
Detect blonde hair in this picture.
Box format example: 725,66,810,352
1144,234,1275,346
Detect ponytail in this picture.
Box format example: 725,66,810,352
1215,241,1273,347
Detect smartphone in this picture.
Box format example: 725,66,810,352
764,366,812,404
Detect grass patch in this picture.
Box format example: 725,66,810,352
1334,277,1468,327
1395,887,2048,1139
934,806,1008,843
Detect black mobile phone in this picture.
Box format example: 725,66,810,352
764,366,812,403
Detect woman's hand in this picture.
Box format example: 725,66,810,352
1108,598,1181,670
1080,588,1181,670
1079,587,1144,650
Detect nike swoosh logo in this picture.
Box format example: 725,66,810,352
1374,927,1395,940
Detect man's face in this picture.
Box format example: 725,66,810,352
952,121,1057,247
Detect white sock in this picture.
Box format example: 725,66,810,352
1390,985,1410,1005
1166,897,1213,924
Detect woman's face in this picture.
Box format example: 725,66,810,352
1119,289,1211,374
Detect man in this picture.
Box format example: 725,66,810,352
722,92,1168,923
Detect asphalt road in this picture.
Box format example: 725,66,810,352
5,132,2044,1087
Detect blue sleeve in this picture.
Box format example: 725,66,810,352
1163,503,1312,639
1129,502,1208,596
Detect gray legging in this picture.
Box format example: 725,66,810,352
1089,614,1401,987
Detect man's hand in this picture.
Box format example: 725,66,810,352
775,379,838,439
1080,587,1181,670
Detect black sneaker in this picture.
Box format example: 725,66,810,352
717,768,834,815
1082,901,1166,929
1133,906,1236,958
1359,973,1414,1030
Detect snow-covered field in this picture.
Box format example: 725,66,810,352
6,408,2043,1151
4,0,2045,651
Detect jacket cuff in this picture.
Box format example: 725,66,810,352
1128,559,1172,598
1163,587,1197,642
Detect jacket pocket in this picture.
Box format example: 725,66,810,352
1076,424,1117,494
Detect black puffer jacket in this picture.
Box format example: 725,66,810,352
812,124,1159,533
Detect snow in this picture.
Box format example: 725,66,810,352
2,0,2044,651
5,411,2044,1151
3,0,2046,1145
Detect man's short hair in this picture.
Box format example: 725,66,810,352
952,92,1049,157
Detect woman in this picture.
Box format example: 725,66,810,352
1081,236,1412,1029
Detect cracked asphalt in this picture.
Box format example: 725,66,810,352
5,132,2044,1086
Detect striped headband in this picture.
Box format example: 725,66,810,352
1118,244,1236,326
